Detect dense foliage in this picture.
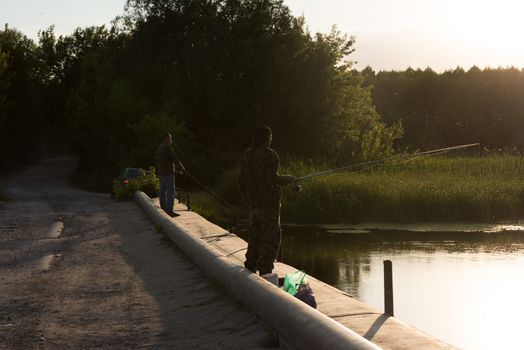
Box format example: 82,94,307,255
112,167,159,200
0,189,8,202
363,66,524,151
0,0,399,188
0,27,47,167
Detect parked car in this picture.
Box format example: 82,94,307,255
110,167,141,199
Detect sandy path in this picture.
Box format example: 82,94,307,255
0,157,278,349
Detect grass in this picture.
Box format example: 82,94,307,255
191,155,524,224
188,191,243,228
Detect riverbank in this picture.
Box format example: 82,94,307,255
190,155,524,225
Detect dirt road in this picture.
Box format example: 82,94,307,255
0,157,277,349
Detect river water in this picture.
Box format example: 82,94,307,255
280,224,524,350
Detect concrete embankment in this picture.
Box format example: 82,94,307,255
135,191,456,350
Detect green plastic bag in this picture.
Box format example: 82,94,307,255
283,270,307,296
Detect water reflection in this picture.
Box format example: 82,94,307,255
281,226,524,350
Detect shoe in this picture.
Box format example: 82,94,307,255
167,212,180,217
244,262,256,274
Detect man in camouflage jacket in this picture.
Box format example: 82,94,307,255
156,133,185,217
238,126,296,275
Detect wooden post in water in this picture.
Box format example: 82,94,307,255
384,260,394,316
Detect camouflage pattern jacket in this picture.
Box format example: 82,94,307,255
238,146,290,210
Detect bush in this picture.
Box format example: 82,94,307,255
0,189,9,202
114,167,159,200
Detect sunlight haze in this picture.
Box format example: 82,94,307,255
2,0,523,72
285,0,524,71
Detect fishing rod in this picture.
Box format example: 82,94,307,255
183,170,241,214
294,143,480,188
182,170,244,234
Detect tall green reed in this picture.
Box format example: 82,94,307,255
191,155,524,224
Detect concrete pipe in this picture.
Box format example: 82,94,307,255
135,191,382,350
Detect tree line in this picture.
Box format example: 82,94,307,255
363,66,524,151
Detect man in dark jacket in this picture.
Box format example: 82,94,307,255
155,133,185,217
238,126,296,275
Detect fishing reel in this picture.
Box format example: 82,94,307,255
292,184,303,193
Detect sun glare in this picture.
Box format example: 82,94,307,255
441,0,524,65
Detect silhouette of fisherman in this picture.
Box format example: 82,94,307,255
238,126,296,275
155,133,185,217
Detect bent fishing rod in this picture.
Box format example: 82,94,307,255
295,143,480,184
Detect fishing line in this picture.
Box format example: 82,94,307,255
290,143,480,238
181,143,480,236
201,233,236,239
183,171,242,215
226,247,248,257
296,143,480,183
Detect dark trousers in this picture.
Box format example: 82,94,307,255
244,208,281,275
159,174,175,215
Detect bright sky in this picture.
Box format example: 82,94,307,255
2,0,523,72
